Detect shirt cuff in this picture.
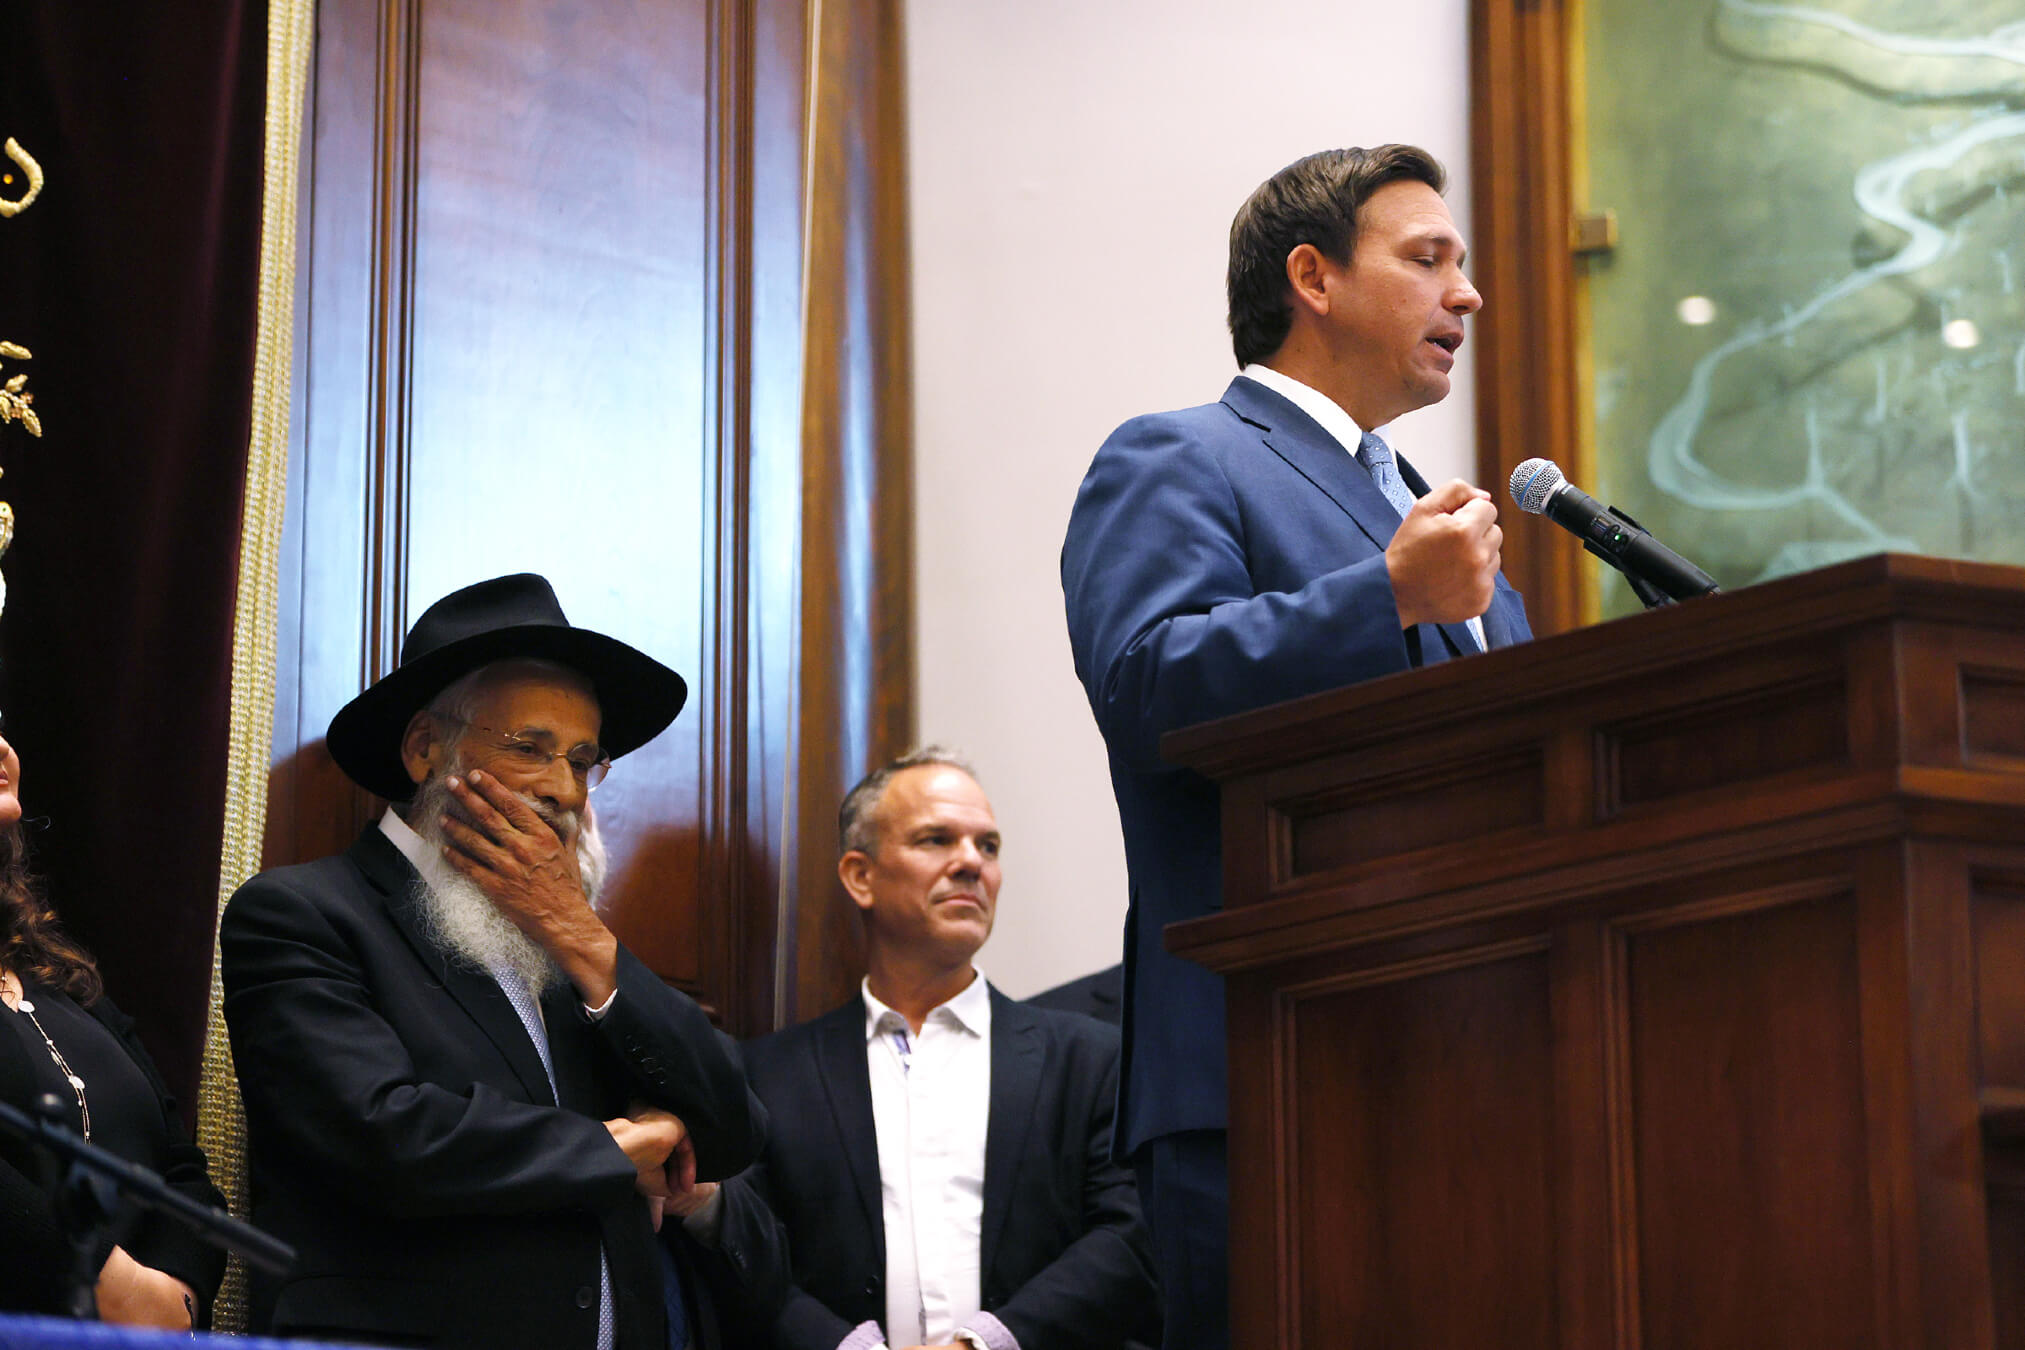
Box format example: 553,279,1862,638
582,987,618,1021
836,1323,887,1350
960,1312,1019,1350
678,1185,725,1246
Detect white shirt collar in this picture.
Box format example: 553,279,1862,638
378,805,455,895
1240,362,1394,459
862,968,992,1040
1243,365,1490,649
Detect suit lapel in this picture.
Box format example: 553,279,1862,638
1479,583,1529,649
543,984,595,1110
814,1004,885,1258
354,827,559,1106
1222,376,1403,556
980,989,1042,1280
1228,377,1486,660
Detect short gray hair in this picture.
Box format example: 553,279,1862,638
837,746,977,858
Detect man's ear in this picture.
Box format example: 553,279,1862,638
1284,243,1333,318
837,851,877,915
399,710,443,789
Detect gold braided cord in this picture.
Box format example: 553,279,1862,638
196,0,314,1330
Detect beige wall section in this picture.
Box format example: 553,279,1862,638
906,0,1477,997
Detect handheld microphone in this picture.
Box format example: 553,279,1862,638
1509,458,1719,603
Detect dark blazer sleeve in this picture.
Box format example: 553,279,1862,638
682,1018,875,1350
1061,410,1414,772
587,944,760,1181
986,1018,1159,1350
221,868,642,1218
707,1170,861,1350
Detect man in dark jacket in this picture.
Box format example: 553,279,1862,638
222,574,759,1349
681,749,1158,1350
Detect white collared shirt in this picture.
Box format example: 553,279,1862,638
863,971,993,1348
1238,362,1488,651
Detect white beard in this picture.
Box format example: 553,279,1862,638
405,771,603,1001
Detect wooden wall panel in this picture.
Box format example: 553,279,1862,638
401,0,715,988
266,0,899,1033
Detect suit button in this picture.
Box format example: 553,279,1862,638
576,1286,595,1309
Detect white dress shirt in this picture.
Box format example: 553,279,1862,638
1238,362,1488,651
864,971,993,1349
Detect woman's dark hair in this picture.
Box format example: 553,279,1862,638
1,823,101,1004
1226,144,1448,367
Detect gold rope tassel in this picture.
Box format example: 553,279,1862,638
195,0,314,1330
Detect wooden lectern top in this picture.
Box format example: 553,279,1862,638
1164,551,2025,973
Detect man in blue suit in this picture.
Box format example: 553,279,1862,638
1060,144,1532,1350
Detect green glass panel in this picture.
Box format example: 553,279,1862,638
1582,1,2025,617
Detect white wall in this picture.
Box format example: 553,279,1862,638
906,0,1477,996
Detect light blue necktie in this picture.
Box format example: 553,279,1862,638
494,968,620,1350
1356,430,1418,520
1356,431,1486,653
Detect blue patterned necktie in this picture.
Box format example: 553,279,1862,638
493,968,625,1350
1356,431,1486,652
1356,430,1418,519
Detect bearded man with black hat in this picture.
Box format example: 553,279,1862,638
220,574,759,1349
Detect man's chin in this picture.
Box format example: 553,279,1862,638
930,907,994,953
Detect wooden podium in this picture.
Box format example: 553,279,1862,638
1164,554,2025,1350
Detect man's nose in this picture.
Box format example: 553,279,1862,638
1450,272,1483,315
536,755,586,813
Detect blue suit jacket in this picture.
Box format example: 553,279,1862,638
1060,375,1532,1155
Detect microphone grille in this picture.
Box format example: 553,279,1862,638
1509,458,1565,515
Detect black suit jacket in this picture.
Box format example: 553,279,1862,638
713,987,1158,1350
220,826,759,1349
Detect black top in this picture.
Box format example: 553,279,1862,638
0,980,227,1321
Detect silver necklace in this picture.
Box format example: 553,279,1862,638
3,970,90,1142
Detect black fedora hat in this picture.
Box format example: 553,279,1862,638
326,573,687,801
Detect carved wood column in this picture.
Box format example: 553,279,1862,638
786,0,916,1025
1470,0,1591,636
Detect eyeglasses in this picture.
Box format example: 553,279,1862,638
457,720,612,791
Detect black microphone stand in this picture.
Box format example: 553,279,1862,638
0,1092,295,1321
1602,556,1675,611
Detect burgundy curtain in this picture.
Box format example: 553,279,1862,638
2,4,268,1116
